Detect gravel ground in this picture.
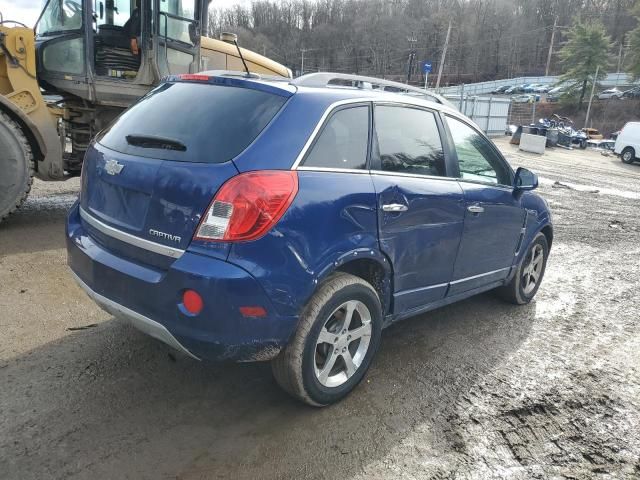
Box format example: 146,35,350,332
1,140,639,479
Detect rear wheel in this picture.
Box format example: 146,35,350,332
621,147,635,164
272,273,382,406
497,232,549,305
0,111,34,223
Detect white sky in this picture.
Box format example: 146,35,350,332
0,0,252,27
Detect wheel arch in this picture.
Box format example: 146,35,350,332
540,224,553,250
315,249,394,316
0,96,46,164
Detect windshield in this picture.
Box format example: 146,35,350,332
37,0,83,36
98,82,288,163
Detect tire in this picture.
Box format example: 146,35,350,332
272,272,383,407
621,147,635,164
497,232,549,305
579,139,587,149
0,111,34,224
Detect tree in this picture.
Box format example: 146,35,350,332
628,27,640,79
626,4,640,79
208,1,640,85
558,21,612,108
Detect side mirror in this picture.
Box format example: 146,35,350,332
513,167,538,192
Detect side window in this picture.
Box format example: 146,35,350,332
374,105,446,177
446,116,511,185
302,106,369,170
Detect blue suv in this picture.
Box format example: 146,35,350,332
66,72,552,406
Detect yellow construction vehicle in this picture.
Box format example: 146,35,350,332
0,0,291,223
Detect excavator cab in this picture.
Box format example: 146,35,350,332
35,0,207,106
1,0,291,222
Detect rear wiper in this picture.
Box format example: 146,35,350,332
126,134,187,151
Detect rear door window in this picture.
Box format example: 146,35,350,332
302,106,369,170
98,82,288,163
374,105,446,177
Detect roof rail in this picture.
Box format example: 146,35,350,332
291,72,455,109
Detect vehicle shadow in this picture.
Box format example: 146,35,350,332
0,293,536,480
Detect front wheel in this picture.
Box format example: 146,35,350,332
497,232,549,305
0,111,34,223
621,147,635,164
272,273,382,406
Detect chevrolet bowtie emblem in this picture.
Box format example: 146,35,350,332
105,159,125,176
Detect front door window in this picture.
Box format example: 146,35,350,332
446,116,511,185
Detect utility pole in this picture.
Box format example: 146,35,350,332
545,16,558,76
300,48,307,76
616,37,625,73
584,65,599,129
435,20,452,90
614,38,625,88
406,33,417,84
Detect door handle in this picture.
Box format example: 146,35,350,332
467,205,485,214
382,203,408,212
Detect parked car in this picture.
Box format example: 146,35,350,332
581,128,604,140
523,83,543,93
598,88,623,100
505,84,526,94
587,139,615,151
491,85,511,94
512,94,541,103
533,85,550,93
66,71,552,406
622,86,640,99
614,121,640,164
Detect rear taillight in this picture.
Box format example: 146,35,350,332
194,170,298,242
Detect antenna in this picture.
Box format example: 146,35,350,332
220,32,251,78
234,40,251,78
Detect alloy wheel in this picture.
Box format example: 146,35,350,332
314,300,372,388
522,244,544,295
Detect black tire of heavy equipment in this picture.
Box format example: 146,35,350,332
0,110,34,223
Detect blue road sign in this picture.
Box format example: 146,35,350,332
422,62,432,73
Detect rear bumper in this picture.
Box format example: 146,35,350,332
71,271,199,360
66,203,298,362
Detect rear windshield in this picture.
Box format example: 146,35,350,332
98,82,288,163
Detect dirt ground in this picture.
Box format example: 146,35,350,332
1,139,639,479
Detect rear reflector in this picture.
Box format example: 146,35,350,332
182,290,204,315
194,171,298,242
239,306,267,318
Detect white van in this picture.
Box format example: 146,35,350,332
614,122,640,164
